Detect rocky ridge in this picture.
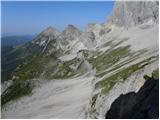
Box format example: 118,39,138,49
1,1,159,119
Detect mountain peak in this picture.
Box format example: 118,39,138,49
41,26,60,36
67,24,77,29
64,24,79,32
45,26,55,31
32,26,60,46
61,24,81,37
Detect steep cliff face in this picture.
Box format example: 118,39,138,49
108,1,159,28
105,77,159,119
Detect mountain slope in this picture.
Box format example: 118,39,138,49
2,1,159,119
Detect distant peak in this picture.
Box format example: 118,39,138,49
41,26,60,36
65,24,78,31
32,26,60,44
43,26,59,33
63,24,81,35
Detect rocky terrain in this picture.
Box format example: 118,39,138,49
108,1,159,28
105,75,159,119
1,1,159,119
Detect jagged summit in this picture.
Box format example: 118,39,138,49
44,26,55,31
57,24,81,44
63,24,81,35
32,26,60,46
40,26,60,37
108,1,159,28
66,24,77,30
53,24,82,52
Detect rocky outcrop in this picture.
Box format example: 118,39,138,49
56,24,83,51
33,26,60,46
108,1,159,28
58,24,81,44
31,26,61,54
105,77,159,119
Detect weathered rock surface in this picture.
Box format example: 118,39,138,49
108,1,159,28
33,26,60,46
105,77,159,119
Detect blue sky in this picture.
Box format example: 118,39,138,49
2,1,115,36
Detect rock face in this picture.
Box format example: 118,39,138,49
33,26,60,46
31,26,61,54
57,24,82,51
108,1,159,28
105,78,159,119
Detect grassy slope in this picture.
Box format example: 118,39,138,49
1,50,84,106
87,38,159,117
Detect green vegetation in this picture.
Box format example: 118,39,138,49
48,58,81,79
2,46,24,82
1,54,51,106
11,47,65,81
2,52,60,105
143,69,159,80
96,49,147,78
143,74,151,80
4,50,83,106
95,56,158,94
152,69,159,80
89,94,100,119
88,38,132,78
12,55,51,81
1,42,42,82
91,94,98,108
90,50,158,115
1,80,33,106
89,45,131,74
1,41,48,106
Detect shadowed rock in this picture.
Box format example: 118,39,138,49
105,76,159,119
